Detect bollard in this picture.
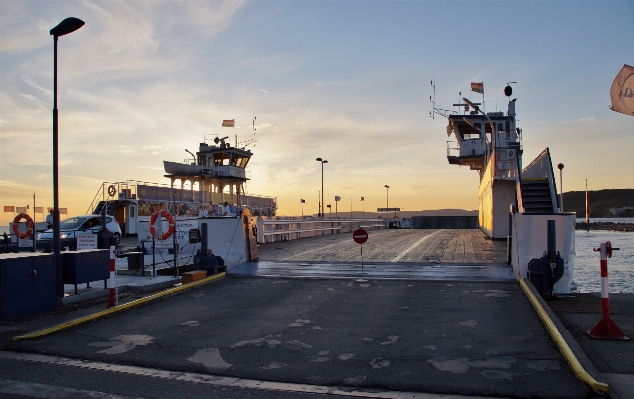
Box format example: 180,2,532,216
106,245,118,308
587,241,628,340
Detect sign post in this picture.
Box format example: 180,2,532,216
353,228,368,271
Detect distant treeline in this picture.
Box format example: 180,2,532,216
563,189,634,218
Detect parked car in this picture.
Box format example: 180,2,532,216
38,215,121,244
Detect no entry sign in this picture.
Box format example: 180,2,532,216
353,229,368,244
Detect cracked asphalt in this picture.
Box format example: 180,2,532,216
8,276,590,398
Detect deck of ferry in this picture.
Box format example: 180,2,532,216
232,229,513,281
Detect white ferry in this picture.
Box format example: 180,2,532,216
437,84,576,293
86,135,276,242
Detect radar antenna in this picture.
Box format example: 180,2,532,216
429,79,457,119
237,115,258,150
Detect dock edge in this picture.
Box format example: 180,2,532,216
519,278,609,393
13,273,226,342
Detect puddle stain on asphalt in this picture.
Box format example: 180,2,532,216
187,348,232,372
427,356,518,375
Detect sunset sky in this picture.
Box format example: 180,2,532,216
1,0,632,225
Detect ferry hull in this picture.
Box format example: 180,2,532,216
510,212,575,293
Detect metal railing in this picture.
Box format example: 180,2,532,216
255,216,387,244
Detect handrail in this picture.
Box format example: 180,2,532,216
255,217,387,243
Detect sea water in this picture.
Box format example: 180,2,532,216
572,218,634,294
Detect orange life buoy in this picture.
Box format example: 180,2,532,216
12,213,34,240
149,210,175,240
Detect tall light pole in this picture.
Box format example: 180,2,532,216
316,158,328,217
384,185,390,217
50,17,85,298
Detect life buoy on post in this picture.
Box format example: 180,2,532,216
12,213,34,239
107,185,117,197
149,210,175,240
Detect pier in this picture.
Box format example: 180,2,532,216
1,228,632,399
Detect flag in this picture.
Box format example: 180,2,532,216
361,197,364,201
222,119,235,127
300,199,305,203
471,82,483,94
3,206,14,212
609,64,634,116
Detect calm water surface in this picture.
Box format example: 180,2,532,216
572,218,633,293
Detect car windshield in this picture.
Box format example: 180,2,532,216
59,217,88,230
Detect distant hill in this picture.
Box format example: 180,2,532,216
563,189,634,218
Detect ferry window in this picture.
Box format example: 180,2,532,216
214,153,230,166
230,154,240,167
197,155,206,166
240,157,249,168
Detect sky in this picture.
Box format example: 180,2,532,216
1,0,633,226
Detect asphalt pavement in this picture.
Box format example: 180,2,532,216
7,276,590,398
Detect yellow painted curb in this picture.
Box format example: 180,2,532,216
519,278,609,392
13,273,226,342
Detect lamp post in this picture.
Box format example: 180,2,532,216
316,158,328,217
384,185,390,217
327,204,331,217
558,163,564,213
50,17,85,298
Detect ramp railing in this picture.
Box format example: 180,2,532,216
255,216,387,244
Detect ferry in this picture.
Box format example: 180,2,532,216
436,84,576,293
86,135,276,244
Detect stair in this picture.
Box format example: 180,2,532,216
93,201,115,216
521,179,555,214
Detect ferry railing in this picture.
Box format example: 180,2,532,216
446,141,460,158
254,216,388,244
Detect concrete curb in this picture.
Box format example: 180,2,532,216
519,278,608,393
58,278,184,305
13,273,226,342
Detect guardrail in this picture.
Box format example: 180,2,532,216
254,216,387,244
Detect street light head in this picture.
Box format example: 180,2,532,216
50,17,85,37
323,160,328,164
316,158,322,162
384,185,390,189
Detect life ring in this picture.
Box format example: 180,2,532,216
149,210,175,240
12,213,34,240
108,185,117,197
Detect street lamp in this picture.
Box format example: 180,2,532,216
384,185,390,218
316,158,328,217
327,204,332,217
50,17,85,298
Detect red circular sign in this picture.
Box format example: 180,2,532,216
353,229,368,244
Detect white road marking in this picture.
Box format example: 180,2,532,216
0,378,143,399
391,231,439,262
0,351,495,399
279,240,351,261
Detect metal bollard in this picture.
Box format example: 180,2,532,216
106,245,118,308
586,241,628,340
